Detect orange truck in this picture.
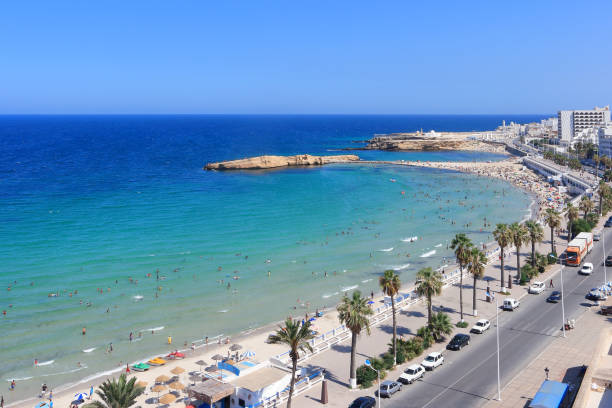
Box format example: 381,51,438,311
565,232,593,266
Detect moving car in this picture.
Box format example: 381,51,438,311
528,281,545,294
605,256,612,267
503,298,520,311
446,333,470,350
398,364,425,383
586,289,608,301
377,380,402,398
470,319,490,334
580,263,593,275
421,352,444,371
546,291,562,303
606,218,612,228
349,396,376,408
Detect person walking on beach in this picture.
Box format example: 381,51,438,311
89,385,93,399
9,380,15,391
41,383,48,398
129,332,133,342
1,394,4,408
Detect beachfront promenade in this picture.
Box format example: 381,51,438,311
291,216,610,408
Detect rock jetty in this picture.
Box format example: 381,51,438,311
204,154,360,170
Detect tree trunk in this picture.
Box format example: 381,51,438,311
287,354,297,407
515,246,521,283
531,240,536,267
550,227,555,254
427,294,433,327
391,295,397,365
567,222,572,242
349,332,357,388
472,275,477,316
459,265,464,322
500,247,505,290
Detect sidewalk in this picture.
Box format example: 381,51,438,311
483,307,602,408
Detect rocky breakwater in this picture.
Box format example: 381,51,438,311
365,131,504,152
204,154,360,170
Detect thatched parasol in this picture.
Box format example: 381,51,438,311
136,380,148,388
159,393,177,404
195,360,206,373
155,374,171,383
229,344,242,352
151,384,167,393
169,381,185,391
170,367,185,375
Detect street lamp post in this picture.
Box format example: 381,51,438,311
365,359,381,408
496,297,501,401
551,254,567,338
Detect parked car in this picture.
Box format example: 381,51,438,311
586,289,608,301
606,219,612,228
503,298,520,311
580,263,593,275
593,230,601,241
470,319,490,334
546,291,562,303
529,281,545,294
605,256,612,267
349,396,376,408
446,333,470,350
420,352,444,371
376,380,402,398
398,364,425,383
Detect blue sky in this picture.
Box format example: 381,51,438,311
1,1,611,114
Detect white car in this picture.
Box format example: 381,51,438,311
529,281,545,294
398,364,425,384
503,298,520,311
421,352,444,371
580,263,594,275
470,319,490,334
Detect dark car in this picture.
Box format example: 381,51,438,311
376,380,402,398
446,333,470,350
546,291,562,303
349,396,376,408
605,256,612,267
606,218,612,228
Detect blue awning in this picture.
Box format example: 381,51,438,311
529,380,568,408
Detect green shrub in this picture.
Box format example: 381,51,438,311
456,321,468,328
572,218,595,236
356,364,378,388
520,264,538,284
416,326,434,349
547,253,557,265
382,352,395,370
396,347,407,364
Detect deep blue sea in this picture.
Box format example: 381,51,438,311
0,115,545,403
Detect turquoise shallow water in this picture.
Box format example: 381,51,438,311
0,115,540,403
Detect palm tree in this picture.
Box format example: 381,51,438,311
544,209,561,254
379,269,401,365
579,196,594,220
82,374,143,408
467,247,487,317
493,223,510,291
415,267,443,326
450,233,473,322
267,318,315,407
566,203,579,242
430,312,453,341
599,180,608,215
525,221,544,267
337,290,373,389
509,222,528,283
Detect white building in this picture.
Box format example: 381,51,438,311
557,106,611,147
598,123,612,158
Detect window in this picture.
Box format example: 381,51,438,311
239,398,246,407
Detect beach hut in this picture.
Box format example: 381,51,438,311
187,380,234,408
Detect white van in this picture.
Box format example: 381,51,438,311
503,298,520,311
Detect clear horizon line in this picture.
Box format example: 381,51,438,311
0,112,553,116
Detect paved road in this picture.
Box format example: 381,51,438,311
384,229,610,408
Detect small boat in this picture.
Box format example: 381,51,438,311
147,357,167,366
166,351,185,359
132,363,150,372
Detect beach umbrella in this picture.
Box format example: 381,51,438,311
136,381,148,388
170,367,185,375
74,393,87,401
159,393,177,405
155,375,171,383
211,354,224,361
169,382,185,391
204,365,218,373
229,344,243,351
152,385,167,393
194,360,206,373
